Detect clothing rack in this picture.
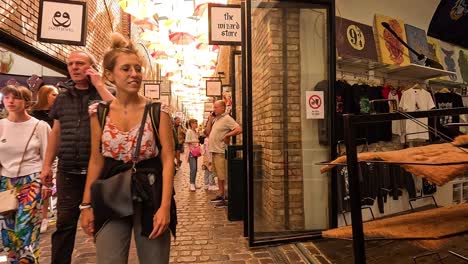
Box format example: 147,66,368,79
340,107,468,264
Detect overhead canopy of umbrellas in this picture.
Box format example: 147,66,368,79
119,0,229,120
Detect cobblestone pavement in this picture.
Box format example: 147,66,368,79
38,159,322,263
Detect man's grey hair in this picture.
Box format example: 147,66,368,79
68,50,98,68
215,100,226,109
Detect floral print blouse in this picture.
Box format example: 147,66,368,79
101,114,157,163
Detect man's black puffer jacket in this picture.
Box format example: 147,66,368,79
50,79,102,172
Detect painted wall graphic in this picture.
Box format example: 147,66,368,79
427,37,443,65
458,48,468,83
336,17,378,61
404,24,429,65
440,41,459,81
374,14,410,66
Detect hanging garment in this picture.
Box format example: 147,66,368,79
434,92,464,139
321,136,468,186
399,88,436,141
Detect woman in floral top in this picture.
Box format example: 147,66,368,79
80,33,175,263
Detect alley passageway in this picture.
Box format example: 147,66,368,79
36,155,325,264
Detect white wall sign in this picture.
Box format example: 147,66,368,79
206,80,222,96
204,102,213,111
208,4,242,45
37,0,87,46
144,83,160,99
306,91,324,119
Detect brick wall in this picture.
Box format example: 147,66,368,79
251,8,304,231
0,0,129,71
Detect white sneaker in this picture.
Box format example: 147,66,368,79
40,219,48,233
190,184,196,191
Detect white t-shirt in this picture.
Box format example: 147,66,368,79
0,117,50,177
208,114,240,154
399,88,436,141
388,92,402,135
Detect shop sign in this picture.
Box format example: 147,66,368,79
306,91,324,119
206,80,222,97
208,4,242,45
37,0,87,46
143,83,160,99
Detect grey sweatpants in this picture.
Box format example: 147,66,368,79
95,204,171,264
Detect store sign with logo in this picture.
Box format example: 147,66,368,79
208,4,242,45
37,0,87,46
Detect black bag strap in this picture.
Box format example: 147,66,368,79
97,100,151,164
149,102,162,149
132,101,151,164
97,101,112,129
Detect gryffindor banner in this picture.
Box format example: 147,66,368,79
374,14,411,66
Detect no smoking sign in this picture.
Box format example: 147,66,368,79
306,91,324,119
309,95,322,109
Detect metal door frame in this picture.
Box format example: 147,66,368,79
243,0,336,247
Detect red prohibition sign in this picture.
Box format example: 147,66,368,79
309,95,321,109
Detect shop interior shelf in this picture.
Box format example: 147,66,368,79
337,57,456,81
336,56,392,71
380,63,456,80
428,79,468,87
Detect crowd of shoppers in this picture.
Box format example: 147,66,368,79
0,29,243,263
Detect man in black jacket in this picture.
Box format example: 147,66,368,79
40,50,114,264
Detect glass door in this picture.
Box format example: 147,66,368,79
244,0,335,246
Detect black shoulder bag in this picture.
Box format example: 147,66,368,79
91,101,151,218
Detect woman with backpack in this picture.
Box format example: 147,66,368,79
79,33,176,263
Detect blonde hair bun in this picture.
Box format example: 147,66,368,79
110,32,133,50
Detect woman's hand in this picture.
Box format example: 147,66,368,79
40,167,53,188
41,186,52,200
149,206,170,239
80,208,95,237
88,102,99,116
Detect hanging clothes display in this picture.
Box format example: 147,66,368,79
334,80,392,144
399,85,436,141
434,91,464,139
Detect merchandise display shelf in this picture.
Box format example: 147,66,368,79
337,57,456,81
336,56,392,71
381,63,456,80
429,79,468,88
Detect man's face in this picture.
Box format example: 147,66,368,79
174,118,181,125
213,102,225,115
67,52,92,84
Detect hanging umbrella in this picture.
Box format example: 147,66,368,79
140,31,159,42
195,33,208,43
169,32,195,45
193,3,208,17
195,42,208,50
196,43,220,52
132,15,158,31
151,50,168,59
